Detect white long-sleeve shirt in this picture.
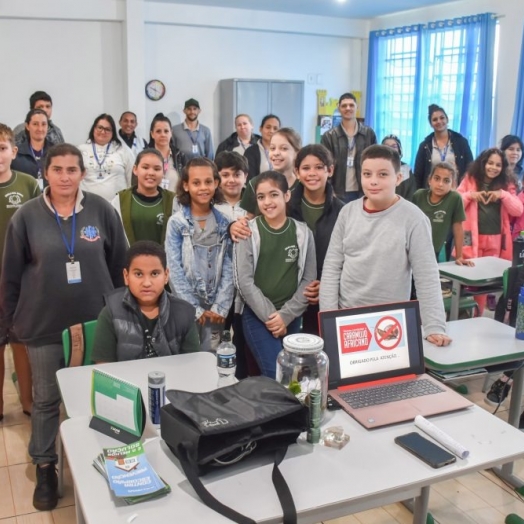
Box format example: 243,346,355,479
78,141,134,202
319,197,446,338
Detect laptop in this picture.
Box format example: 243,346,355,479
319,301,472,429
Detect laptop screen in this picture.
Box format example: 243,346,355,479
319,301,425,389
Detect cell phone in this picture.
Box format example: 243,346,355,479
394,432,456,468
327,394,342,411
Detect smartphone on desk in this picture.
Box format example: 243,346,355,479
394,432,456,468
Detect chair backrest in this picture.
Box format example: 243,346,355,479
62,320,97,367
495,265,524,325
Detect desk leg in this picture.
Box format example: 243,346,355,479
493,366,524,489
450,280,460,321
402,487,431,524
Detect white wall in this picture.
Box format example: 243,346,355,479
370,0,524,144
143,22,362,144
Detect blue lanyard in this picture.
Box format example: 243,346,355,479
92,143,111,171
262,144,272,169
29,144,44,177
434,139,450,161
51,204,76,262
185,128,200,146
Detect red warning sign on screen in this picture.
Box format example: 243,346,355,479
339,323,372,353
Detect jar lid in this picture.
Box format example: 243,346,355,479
283,334,324,354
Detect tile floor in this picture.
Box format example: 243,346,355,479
2,345,524,523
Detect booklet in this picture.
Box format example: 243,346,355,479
93,441,170,504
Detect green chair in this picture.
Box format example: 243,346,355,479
442,296,480,319
61,320,97,367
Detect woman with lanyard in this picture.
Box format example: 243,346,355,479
215,114,261,156
0,143,127,512
414,104,473,189
148,113,186,192
78,113,134,202
112,148,176,246
12,109,51,190
244,114,281,181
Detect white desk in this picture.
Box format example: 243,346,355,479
56,352,218,417
424,317,524,487
438,256,510,320
61,407,524,524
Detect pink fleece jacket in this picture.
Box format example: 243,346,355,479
511,192,524,239
456,175,523,260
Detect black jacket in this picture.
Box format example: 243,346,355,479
288,182,345,279
320,123,377,196
413,129,473,189
11,135,53,180
104,287,197,361
244,142,262,181
216,132,261,156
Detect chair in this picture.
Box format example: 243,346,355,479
58,320,97,496
62,320,97,367
442,296,480,319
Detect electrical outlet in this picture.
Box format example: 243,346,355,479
307,74,315,85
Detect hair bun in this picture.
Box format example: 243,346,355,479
154,112,165,119
428,104,441,114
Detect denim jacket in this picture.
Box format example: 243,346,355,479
165,204,234,319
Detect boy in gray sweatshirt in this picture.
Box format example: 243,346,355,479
319,145,450,346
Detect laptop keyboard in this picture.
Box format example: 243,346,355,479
339,379,445,409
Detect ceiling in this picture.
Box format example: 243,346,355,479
147,0,463,19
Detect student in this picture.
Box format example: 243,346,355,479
500,134,524,192
148,113,186,191
381,135,417,201
288,144,344,335
234,171,316,378
165,157,234,352
78,114,135,202
0,124,40,421
111,149,176,245
214,151,248,221
13,91,64,146
457,148,523,313
319,145,450,346
412,162,473,266
92,241,200,362
237,127,302,219
244,114,281,180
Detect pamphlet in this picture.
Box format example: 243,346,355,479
93,441,170,504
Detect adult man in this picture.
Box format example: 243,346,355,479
118,111,147,157
171,98,214,162
14,91,65,146
321,92,376,202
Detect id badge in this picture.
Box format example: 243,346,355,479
66,261,82,284
192,144,199,154
347,156,354,168
160,178,170,190
37,178,44,191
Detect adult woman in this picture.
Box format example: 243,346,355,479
457,148,522,312
414,104,473,189
216,114,260,156
148,113,186,192
112,148,176,245
500,134,524,191
0,144,127,511
244,114,281,180
382,134,417,201
78,114,134,201
12,109,52,189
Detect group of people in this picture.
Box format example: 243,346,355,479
1,88,523,513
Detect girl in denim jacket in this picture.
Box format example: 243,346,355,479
165,158,234,351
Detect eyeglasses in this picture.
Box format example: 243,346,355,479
95,125,112,133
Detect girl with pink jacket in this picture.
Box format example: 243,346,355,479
457,148,523,312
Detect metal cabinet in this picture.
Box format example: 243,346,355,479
218,79,304,142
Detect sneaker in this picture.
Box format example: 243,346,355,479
487,294,497,311
33,464,58,511
485,376,512,406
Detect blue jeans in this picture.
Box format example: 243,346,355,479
242,306,301,379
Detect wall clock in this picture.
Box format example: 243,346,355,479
145,80,166,101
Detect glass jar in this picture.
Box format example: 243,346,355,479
276,334,329,416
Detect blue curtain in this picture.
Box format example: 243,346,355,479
512,25,524,138
366,13,496,164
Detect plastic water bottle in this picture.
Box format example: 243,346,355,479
515,287,524,340
148,371,165,425
513,231,524,266
216,331,236,387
